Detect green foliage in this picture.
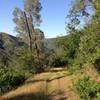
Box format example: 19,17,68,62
13,0,44,72
0,68,25,95
66,0,100,73
74,76,100,100
66,0,92,33
96,93,100,100
24,0,42,26
72,11,100,71
14,46,33,70
51,57,67,67
56,32,81,67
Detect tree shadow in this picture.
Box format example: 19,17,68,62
26,75,66,84
6,92,51,100
94,58,100,73
50,90,68,100
4,90,68,100
3,86,68,100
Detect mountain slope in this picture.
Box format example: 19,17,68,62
0,32,25,49
0,32,60,52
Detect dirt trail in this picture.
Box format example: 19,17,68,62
2,67,99,100
0,67,100,100
1,69,79,100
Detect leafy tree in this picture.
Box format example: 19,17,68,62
13,0,48,72
31,29,47,72
13,0,42,53
66,0,92,31
67,0,100,72
56,32,81,67
77,0,100,68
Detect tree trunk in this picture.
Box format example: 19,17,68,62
29,14,41,67
24,11,32,53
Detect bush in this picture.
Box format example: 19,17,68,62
56,32,81,68
0,68,25,95
96,93,100,100
74,76,100,100
51,57,67,67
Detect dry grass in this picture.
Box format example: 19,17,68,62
1,67,99,100
1,70,79,100
26,70,68,83
81,64,100,81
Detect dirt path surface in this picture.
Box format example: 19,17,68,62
0,67,100,100
2,67,99,100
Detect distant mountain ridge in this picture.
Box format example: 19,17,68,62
0,32,26,50
0,32,58,50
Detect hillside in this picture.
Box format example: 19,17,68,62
45,37,57,50
0,32,26,49
0,32,60,53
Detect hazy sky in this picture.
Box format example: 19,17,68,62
0,0,72,38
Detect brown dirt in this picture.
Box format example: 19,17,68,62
1,67,99,100
1,69,79,100
0,97,6,100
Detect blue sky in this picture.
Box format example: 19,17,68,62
0,0,72,38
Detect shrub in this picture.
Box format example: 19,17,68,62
0,68,25,95
74,76,100,100
51,57,67,67
96,93,100,100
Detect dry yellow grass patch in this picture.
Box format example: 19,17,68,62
1,70,79,100
81,64,100,81
3,67,99,100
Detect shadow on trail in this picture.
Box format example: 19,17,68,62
26,75,67,84
50,90,68,100
4,91,67,100
5,92,51,100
